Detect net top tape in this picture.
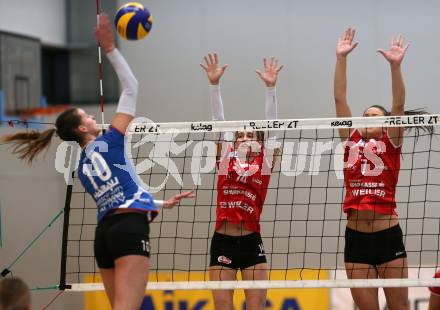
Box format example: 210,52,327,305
126,114,440,134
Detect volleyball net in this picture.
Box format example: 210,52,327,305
59,114,440,291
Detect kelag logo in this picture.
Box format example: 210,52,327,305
330,120,352,127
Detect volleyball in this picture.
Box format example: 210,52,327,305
114,2,152,40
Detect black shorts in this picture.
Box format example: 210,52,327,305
344,224,407,266
210,232,267,270
94,212,151,269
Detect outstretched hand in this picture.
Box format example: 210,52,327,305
256,57,284,87
200,53,228,85
95,14,116,53
336,28,358,58
163,190,196,209
377,34,410,67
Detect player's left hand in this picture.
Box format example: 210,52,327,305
256,57,284,87
377,34,410,67
164,191,196,209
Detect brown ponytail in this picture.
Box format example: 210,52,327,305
1,128,56,164
368,105,434,137
1,107,83,164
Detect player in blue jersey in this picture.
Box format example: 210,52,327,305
1,14,194,310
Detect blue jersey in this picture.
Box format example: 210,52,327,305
78,126,158,222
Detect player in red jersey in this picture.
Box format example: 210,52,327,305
200,53,282,310
429,270,440,310
334,28,432,310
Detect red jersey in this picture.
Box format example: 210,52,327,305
429,270,440,295
216,149,271,233
343,129,401,215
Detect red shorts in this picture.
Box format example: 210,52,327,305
430,270,440,295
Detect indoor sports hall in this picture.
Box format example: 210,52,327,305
1,1,440,309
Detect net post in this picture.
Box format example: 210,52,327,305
58,171,73,290
58,144,79,290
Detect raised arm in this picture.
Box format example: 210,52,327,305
155,190,196,209
200,53,228,120
378,34,410,146
200,53,228,157
256,57,283,165
334,28,358,140
95,14,139,134
256,57,283,120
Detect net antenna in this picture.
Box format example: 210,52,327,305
96,0,105,128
